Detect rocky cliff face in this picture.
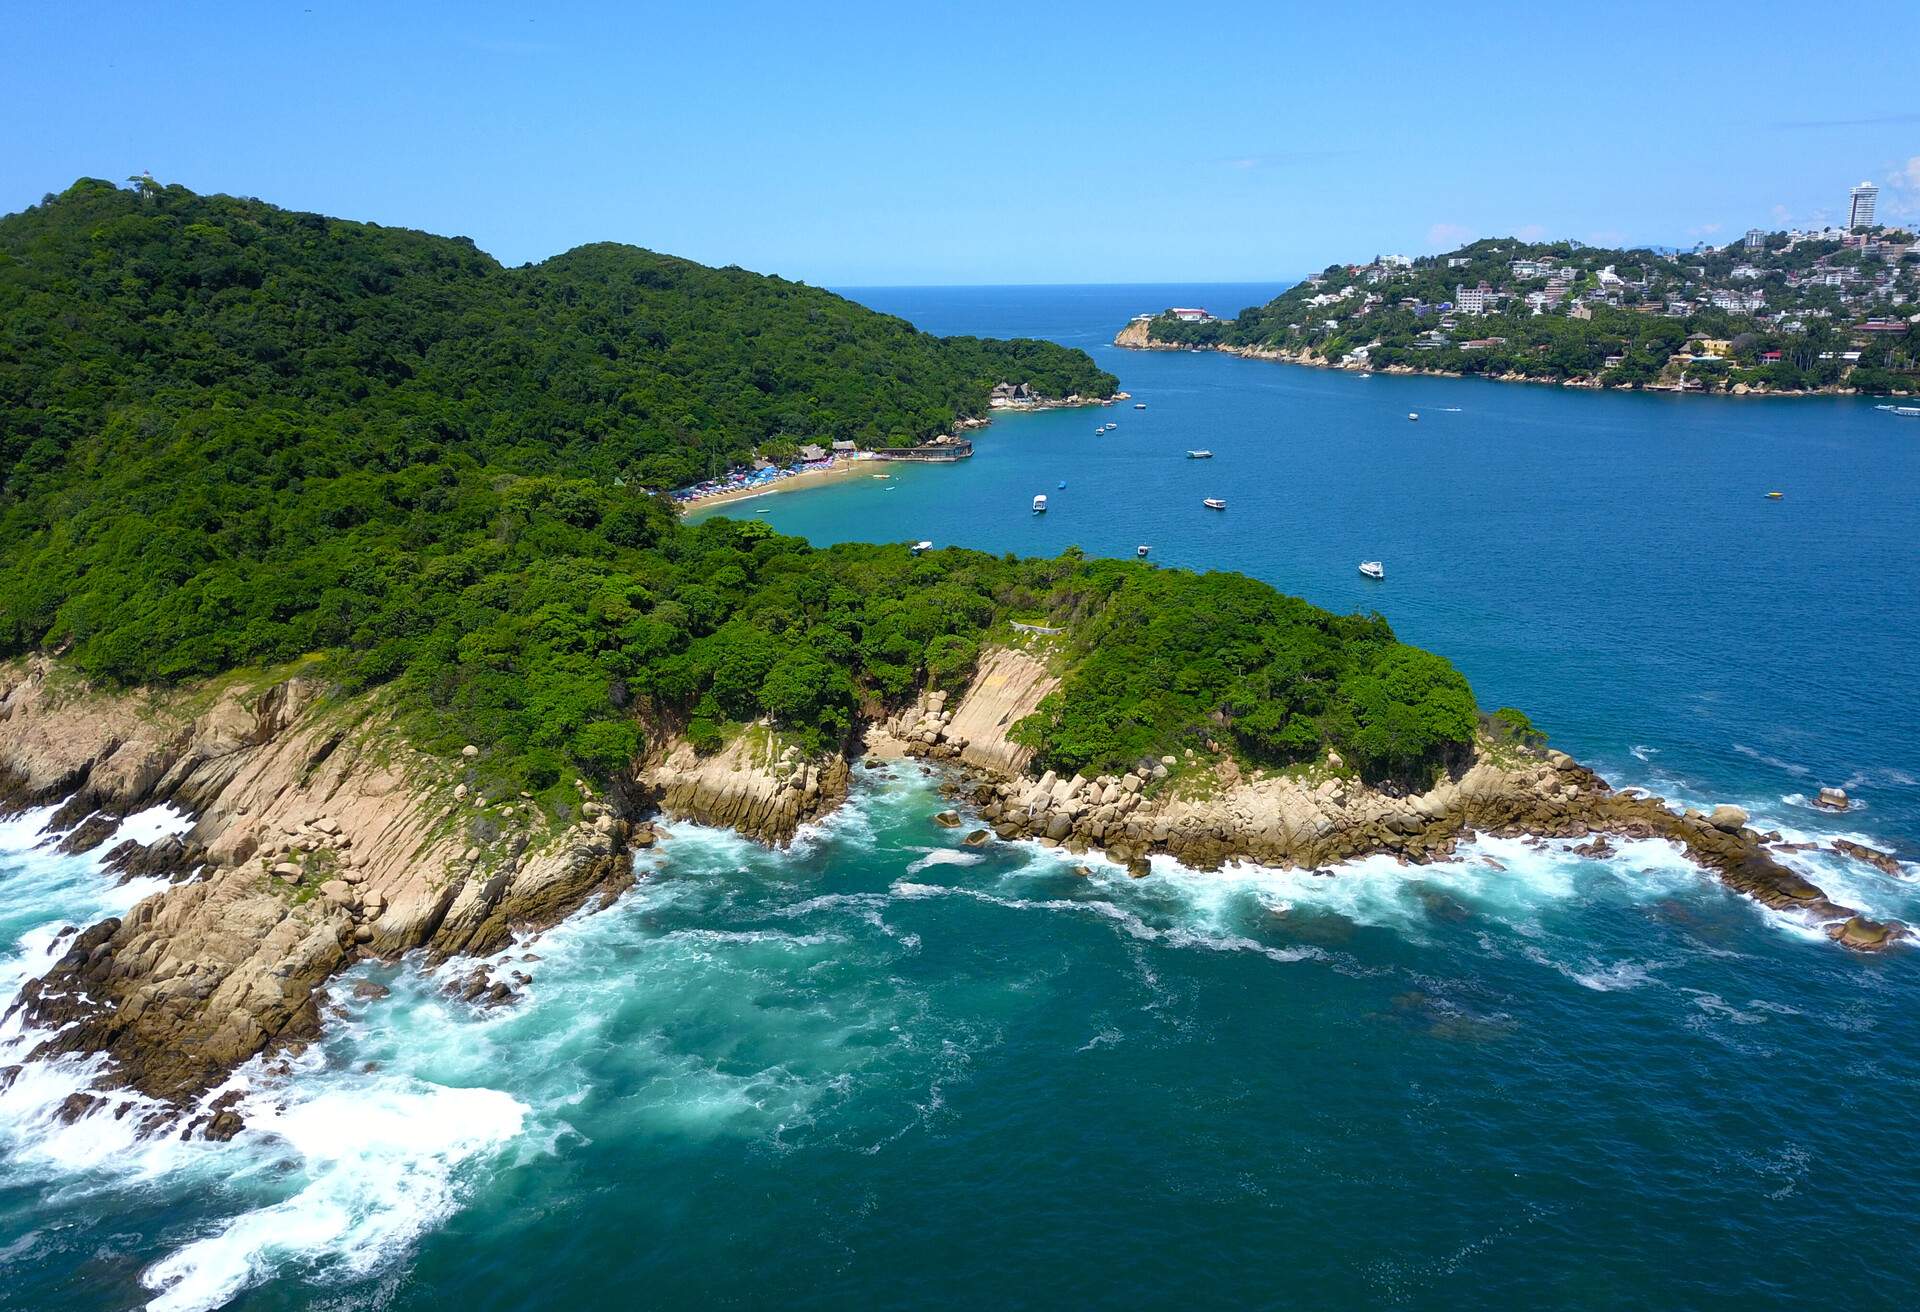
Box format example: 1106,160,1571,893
876,647,1058,777
0,659,641,1119
640,730,849,845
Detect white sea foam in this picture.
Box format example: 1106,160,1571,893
141,1075,528,1312
1519,945,1661,992
888,876,1322,966
1732,743,1811,777
904,847,984,874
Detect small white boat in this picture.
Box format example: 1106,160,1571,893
1890,406,1920,418
1407,412,1419,422
1032,494,1048,513
1105,422,1118,431
1134,402,1147,410
1187,449,1213,459
1136,545,1150,557
1094,425,1105,433
1203,498,1227,510
911,540,933,555
1359,560,1384,580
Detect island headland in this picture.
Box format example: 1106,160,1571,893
0,179,1907,1147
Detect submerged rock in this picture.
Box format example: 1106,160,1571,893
1832,839,1903,876
1828,916,1900,951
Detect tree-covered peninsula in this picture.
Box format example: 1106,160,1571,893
1,178,1479,805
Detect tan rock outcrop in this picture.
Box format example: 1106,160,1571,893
879,646,1058,776
640,729,848,845
0,659,637,1109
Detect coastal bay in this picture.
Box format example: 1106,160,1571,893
724,283,1920,857
3,277,1917,1312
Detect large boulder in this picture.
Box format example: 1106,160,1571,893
1814,787,1850,812
1706,804,1749,833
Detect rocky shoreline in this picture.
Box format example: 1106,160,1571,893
873,673,1909,953
0,648,1908,1138
0,660,645,1132
1112,320,1885,399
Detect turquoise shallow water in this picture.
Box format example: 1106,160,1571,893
4,284,1918,1310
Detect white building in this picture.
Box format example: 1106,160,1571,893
1744,228,1765,251
1454,282,1499,314
1849,181,1878,231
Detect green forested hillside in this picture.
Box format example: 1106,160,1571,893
0,177,1117,499
0,178,1478,797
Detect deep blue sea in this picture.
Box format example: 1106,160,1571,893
4,284,1918,1310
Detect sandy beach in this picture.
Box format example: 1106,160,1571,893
678,455,883,513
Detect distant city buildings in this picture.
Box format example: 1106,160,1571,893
1849,181,1878,231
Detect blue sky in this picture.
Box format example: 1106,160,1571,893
4,1,1918,284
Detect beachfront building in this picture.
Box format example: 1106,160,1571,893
1167,307,1212,322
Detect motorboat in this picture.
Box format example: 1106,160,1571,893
1136,545,1150,557
1032,494,1048,513
1765,491,1783,499
1359,560,1384,580
1134,402,1147,410
1407,412,1419,421
1203,498,1227,510
1187,449,1213,459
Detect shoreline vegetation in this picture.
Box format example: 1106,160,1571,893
1119,228,1920,398
1116,321,1897,397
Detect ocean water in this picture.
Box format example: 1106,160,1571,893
4,285,1918,1310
